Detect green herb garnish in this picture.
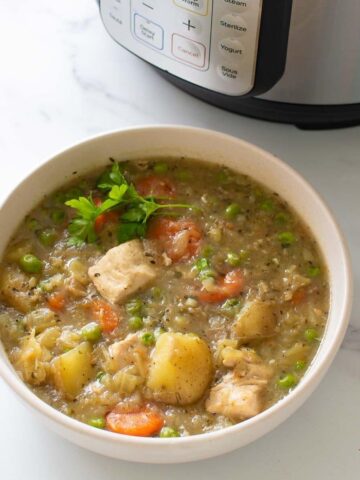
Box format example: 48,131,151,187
65,163,193,246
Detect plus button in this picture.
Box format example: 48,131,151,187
183,19,196,31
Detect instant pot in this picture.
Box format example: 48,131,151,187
98,1,360,128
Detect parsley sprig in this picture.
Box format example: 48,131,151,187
65,163,193,246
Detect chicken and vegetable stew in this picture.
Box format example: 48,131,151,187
0,159,329,437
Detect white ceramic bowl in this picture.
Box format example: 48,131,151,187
0,126,352,463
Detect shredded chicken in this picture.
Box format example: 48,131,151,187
106,334,149,378
13,330,50,385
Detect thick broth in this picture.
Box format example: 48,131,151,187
0,159,329,437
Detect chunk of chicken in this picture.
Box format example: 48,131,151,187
88,240,157,304
221,346,273,385
206,345,273,420
233,300,277,340
0,265,42,313
106,334,149,378
206,373,265,420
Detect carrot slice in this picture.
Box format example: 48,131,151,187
90,299,119,333
136,175,176,198
292,287,307,306
47,292,66,311
148,217,202,262
106,405,164,437
94,213,106,233
94,211,119,234
93,198,119,234
198,270,244,303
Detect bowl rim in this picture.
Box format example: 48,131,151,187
0,125,353,449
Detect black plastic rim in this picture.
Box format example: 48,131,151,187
160,70,360,130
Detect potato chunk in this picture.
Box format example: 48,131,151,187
147,332,212,406
233,300,277,340
88,240,157,304
51,342,93,398
0,265,42,313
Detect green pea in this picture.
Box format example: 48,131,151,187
126,298,143,315
128,316,144,331
81,322,102,342
38,228,58,247
159,427,180,438
295,360,306,371
260,199,274,212
199,268,216,281
225,203,241,219
308,266,320,278
226,252,241,267
88,417,106,429
26,217,40,231
278,373,297,389
51,209,65,224
141,332,155,346
275,212,289,225
153,162,168,174
19,254,43,274
304,328,319,342
194,257,210,271
278,231,296,247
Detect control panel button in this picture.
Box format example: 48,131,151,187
220,14,247,35
221,0,248,11
134,14,164,50
217,64,241,81
107,0,125,26
179,15,202,35
174,0,209,16
109,10,124,27
172,34,206,67
219,38,245,60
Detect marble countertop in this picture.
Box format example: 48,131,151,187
0,1,359,478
